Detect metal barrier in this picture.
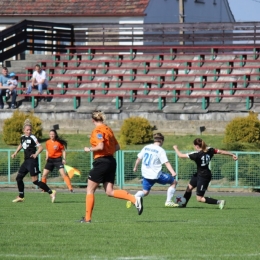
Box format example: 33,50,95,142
0,150,259,189
0,20,73,63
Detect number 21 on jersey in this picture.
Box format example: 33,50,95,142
143,153,153,166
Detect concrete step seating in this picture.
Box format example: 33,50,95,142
9,44,260,111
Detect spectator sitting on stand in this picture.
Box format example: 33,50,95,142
26,64,48,95
0,67,17,109
6,72,18,98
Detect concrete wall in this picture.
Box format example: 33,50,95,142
0,110,250,135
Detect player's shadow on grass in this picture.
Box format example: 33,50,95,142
52,201,83,204
86,220,189,223
136,220,188,223
161,206,232,210
157,206,197,209
172,206,236,210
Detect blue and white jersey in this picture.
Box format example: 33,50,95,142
138,144,168,179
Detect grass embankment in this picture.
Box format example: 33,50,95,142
1,133,226,151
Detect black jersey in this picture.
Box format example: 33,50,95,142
188,147,218,178
21,134,40,160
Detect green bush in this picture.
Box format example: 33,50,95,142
119,117,154,146
3,111,43,145
223,112,260,149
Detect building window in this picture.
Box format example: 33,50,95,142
195,0,205,3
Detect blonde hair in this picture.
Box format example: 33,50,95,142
23,119,32,130
92,110,106,122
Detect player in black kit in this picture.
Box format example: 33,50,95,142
11,119,56,203
173,138,237,209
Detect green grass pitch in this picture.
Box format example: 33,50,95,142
0,190,259,260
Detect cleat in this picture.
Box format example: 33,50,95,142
77,217,91,223
134,197,143,215
12,196,24,203
126,200,132,208
219,200,225,210
50,190,56,203
70,189,75,193
165,201,179,208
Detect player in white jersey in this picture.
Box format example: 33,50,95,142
127,133,179,208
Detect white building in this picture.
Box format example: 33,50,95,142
0,0,235,31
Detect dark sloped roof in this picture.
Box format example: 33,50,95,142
0,0,149,16
226,0,236,22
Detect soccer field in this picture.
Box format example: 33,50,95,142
0,190,259,260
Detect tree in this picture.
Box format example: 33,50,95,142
3,110,43,145
119,117,154,146
223,111,260,150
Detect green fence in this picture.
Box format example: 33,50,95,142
0,150,259,189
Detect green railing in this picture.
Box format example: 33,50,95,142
0,150,259,189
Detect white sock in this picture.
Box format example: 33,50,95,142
135,191,145,197
166,186,176,202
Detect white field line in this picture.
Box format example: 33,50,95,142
0,253,259,260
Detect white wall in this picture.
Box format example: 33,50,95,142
0,16,144,28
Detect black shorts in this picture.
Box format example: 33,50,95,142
19,158,41,177
44,157,64,171
189,174,211,197
87,156,116,184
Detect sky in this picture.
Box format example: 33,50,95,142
228,0,260,21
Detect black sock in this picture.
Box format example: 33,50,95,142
183,191,192,206
33,180,52,194
16,174,24,198
205,197,218,204
18,191,24,198
17,181,24,198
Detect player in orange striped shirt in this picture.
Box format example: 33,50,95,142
41,129,74,192
78,111,143,223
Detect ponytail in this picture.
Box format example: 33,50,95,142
23,119,32,130
193,138,207,152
